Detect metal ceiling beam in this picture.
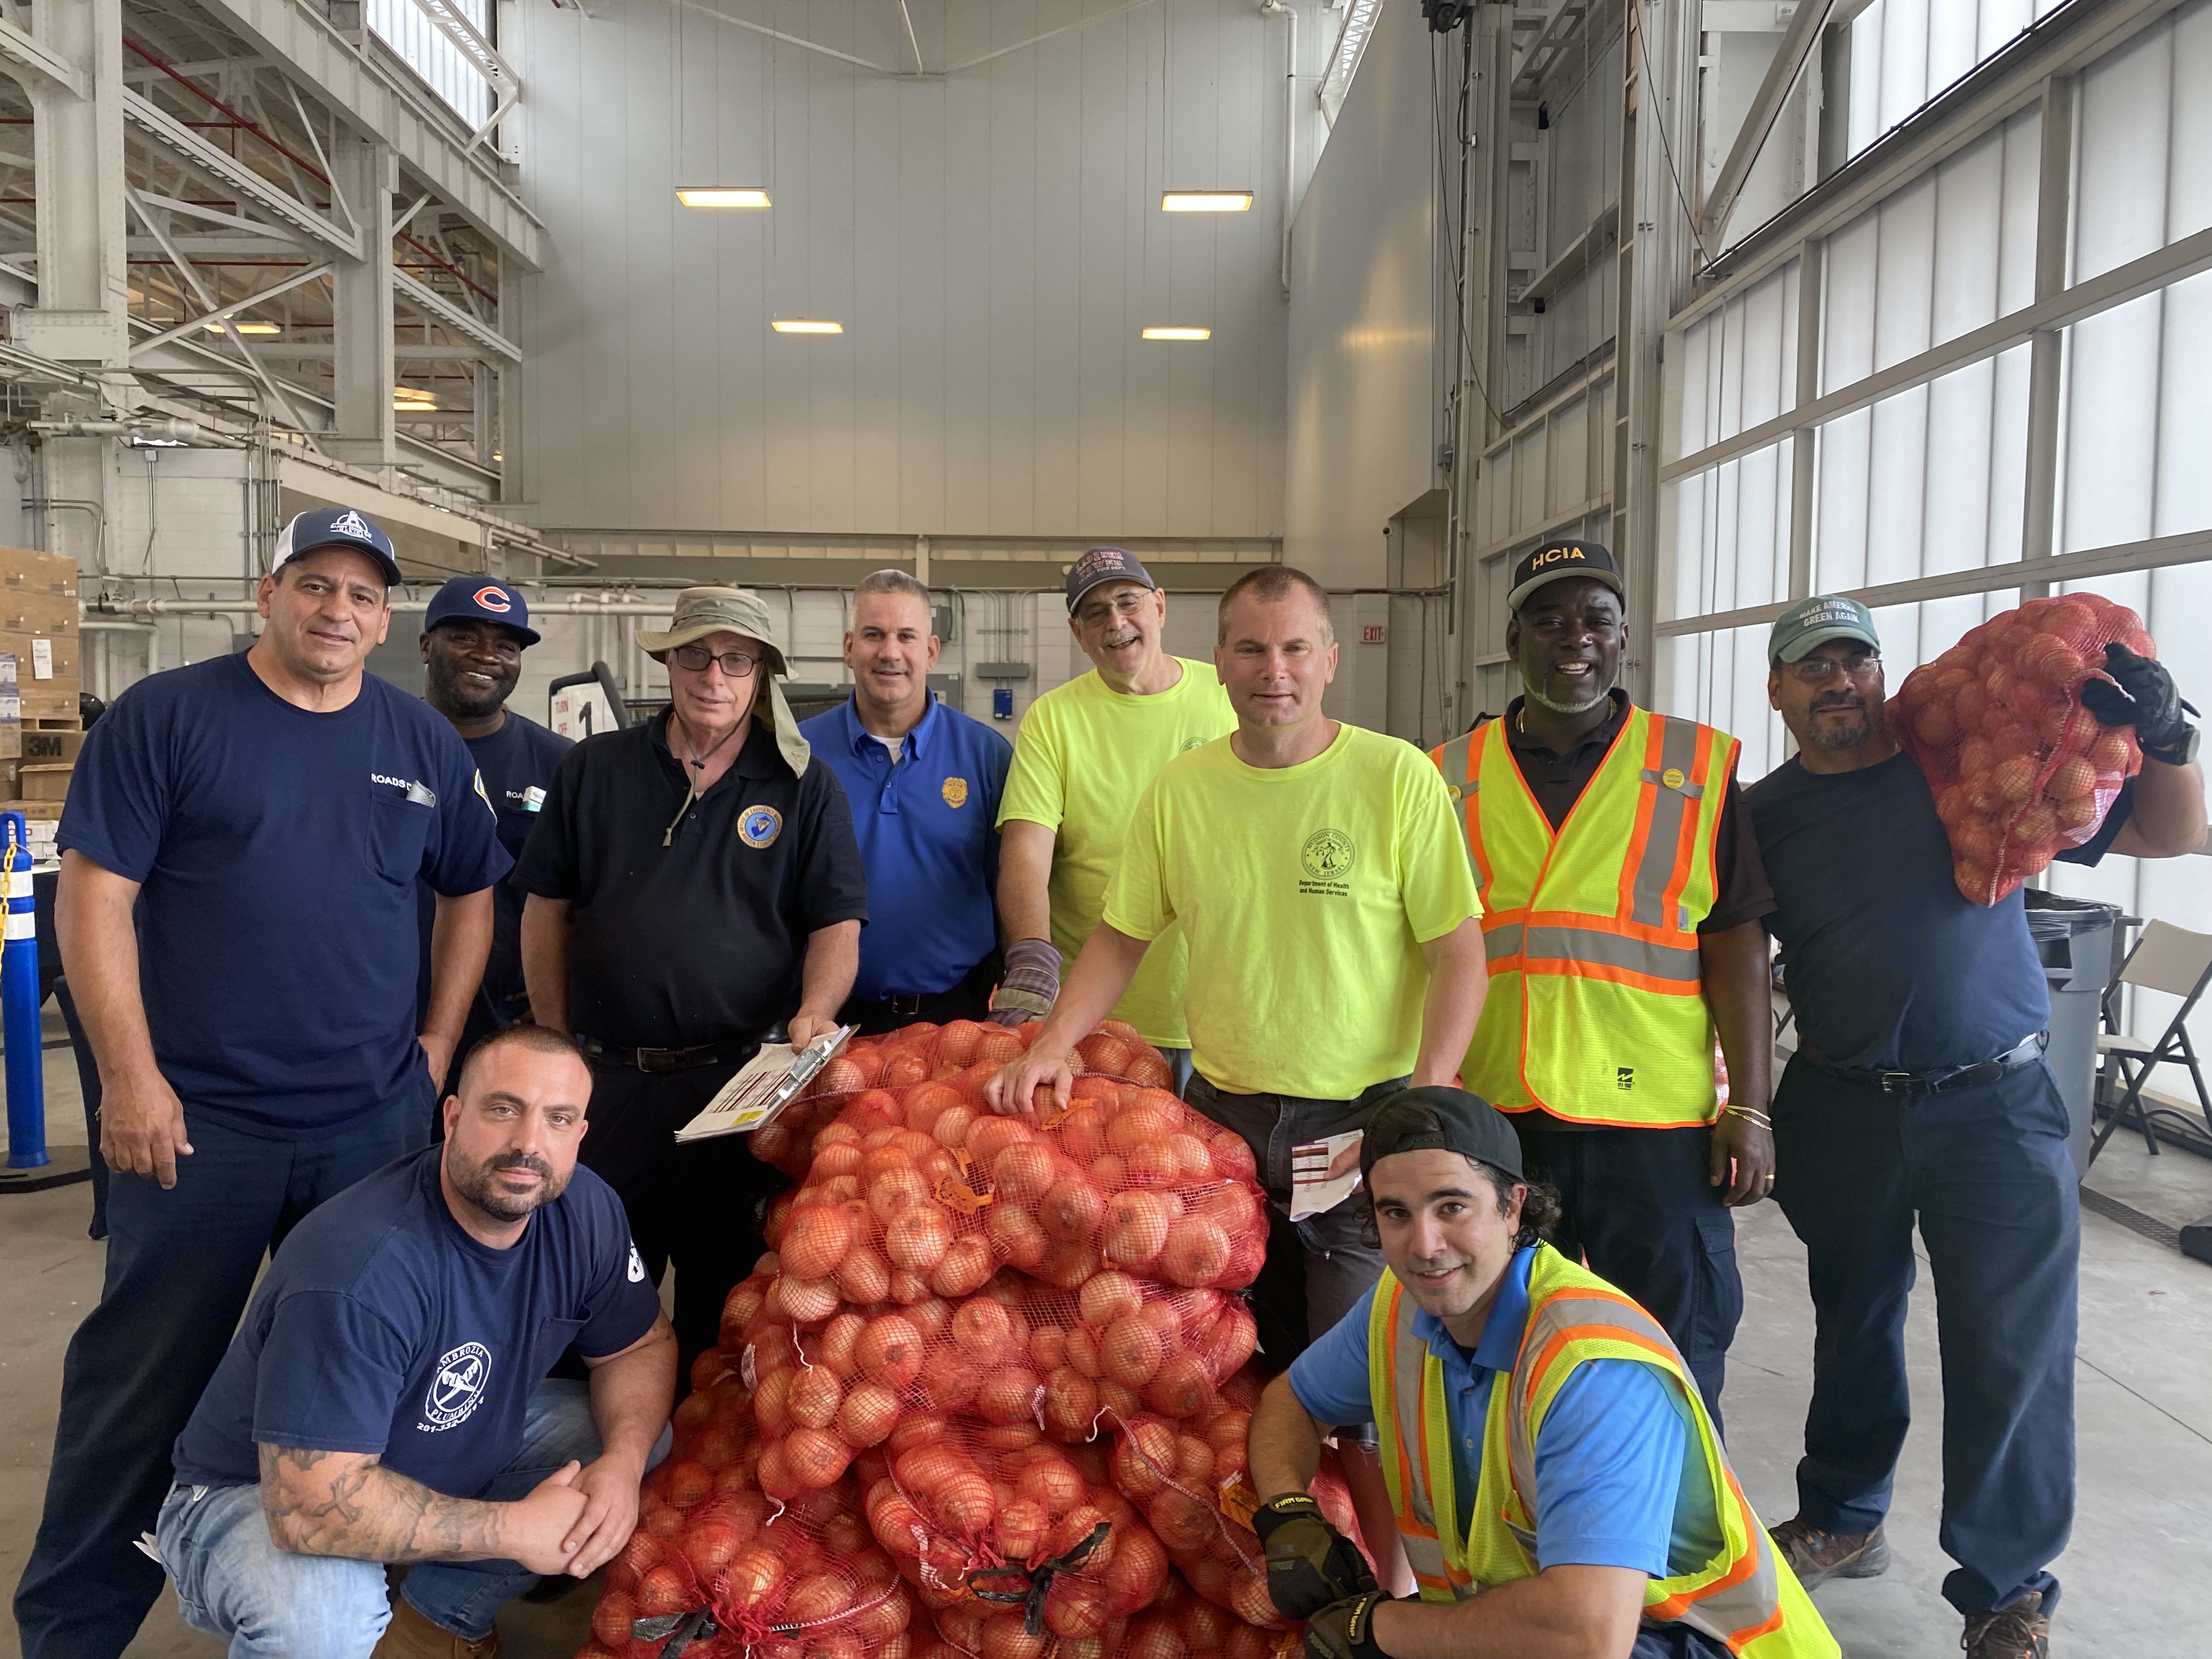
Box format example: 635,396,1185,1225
0,16,90,100
1699,0,1836,247
122,88,360,255
183,0,541,267
127,258,332,359
393,267,517,363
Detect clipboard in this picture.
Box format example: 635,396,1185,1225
674,1025,856,1143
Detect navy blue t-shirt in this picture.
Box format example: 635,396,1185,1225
59,654,512,1137
416,713,574,1030
1746,749,2131,1072
799,694,1013,1000
173,1147,661,1494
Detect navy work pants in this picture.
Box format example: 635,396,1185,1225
1512,1119,1743,1430
13,1076,433,1659
580,1057,779,1381
1771,1053,2077,1617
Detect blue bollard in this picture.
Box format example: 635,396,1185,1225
3,810,46,1170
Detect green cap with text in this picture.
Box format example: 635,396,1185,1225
1768,594,1881,666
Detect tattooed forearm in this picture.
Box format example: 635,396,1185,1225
258,1443,507,1563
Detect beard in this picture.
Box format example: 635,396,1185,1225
1525,681,1611,716
450,1148,568,1223
1804,696,1872,749
426,653,513,719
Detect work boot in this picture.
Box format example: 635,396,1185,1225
371,1596,504,1659
1962,1592,2051,1659
1768,1516,1891,1588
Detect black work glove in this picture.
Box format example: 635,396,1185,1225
1253,1493,1379,1622
1304,1593,1392,1659
2080,643,2198,764
987,938,1061,1026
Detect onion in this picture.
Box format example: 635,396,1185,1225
1105,1108,1172,1155
917,1345,984,1412
1060,1104,1110,1161
1111,1418,1179,1497
1043,1366,1100,1441
724,1542,787,1609
981,1610,1050,1659
777,1274,842,1325
754,1369,795,1436
870,1167,933,1227
781,1571,857,1627
930,1235,996,1297
1039,1171,1107,1242
857,1313,927,1389
975,1367,1045,1425
785,1425,855,1488
988,1203,1050,1271
836,1380,902,1447
992,1143,1059,1204
1102,1315,1166,1389
1144,1353,1216,1419
591,1589,637,1648
1100,1192,1173,1272
636,1562,692,1617
1066,1323,1104,1378
885,1203,956,1273
837,1244,894,1306
788,1364,844,1430
968,1118,1037,1164
1046,1579,1112,1641
1160,1217,1231,1286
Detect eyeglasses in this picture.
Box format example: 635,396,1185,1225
668,644,762,678
1075,591,1153,628
1785,650,1881,684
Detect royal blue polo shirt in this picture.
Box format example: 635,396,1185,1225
1288,1246,1722,1577
799,693,1012,1001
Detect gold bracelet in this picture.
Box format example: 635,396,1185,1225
1724,1106,1773,1128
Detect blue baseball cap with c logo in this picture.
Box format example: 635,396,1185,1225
422,574,541,647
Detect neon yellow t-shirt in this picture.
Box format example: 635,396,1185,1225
1103,724,1481,1098
997,659,1237,1048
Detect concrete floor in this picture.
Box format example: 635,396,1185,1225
4,1044,2210,1659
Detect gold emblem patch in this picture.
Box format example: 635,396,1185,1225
1447,783,1464,806
942,776,969,809
1661,766,1685,790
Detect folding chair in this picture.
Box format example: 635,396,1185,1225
2086,919,2212,1170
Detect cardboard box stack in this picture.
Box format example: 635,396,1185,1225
0,546,82,856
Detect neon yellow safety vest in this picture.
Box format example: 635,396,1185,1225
1368,1247,1837,1657
1429,707,1737,1127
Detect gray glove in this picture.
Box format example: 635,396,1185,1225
987,938,1062,1026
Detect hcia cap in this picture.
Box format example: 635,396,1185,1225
1359,1086,1525,1184
636,586,809,776
1507,539,1622,613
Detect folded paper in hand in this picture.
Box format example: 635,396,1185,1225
1290,1130,1364,1222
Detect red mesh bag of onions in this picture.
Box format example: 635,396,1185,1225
759,1071,1268,1311
1101,1408,1283,1632
578,1472,918,1659
918,1561,1295,1659
752,1019,1178,1181
1889,594,2152,905
731,1263,1261,1493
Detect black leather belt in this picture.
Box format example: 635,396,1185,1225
577,1036,734,1075
1804,1032,2047,1096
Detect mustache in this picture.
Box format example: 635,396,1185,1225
1811,693,1865,712
484,1151,552,1179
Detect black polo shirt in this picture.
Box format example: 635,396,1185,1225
1497,690,1775,934
512,709,868,1049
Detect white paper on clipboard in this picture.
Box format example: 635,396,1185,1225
675,1026,854,1143
1289,1130,1364,1221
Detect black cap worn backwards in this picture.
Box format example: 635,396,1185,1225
1359,1086,1525,1184
1506,539,1623,613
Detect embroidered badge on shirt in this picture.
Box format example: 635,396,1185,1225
739,805,783,849
419,1342,492,1432
942,776,969,809
470,771,492,815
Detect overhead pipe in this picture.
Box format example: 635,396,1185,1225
1260,1,1296,295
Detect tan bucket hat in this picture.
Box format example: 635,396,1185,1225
637,586,809,776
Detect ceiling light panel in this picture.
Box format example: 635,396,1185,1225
678,187,771,208
1142,326,1211,341
772,319,844,334
1161,192,1254,212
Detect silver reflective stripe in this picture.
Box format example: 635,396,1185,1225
1523,925,1701,982
1387,1284,1466,1597
1438,731,1477,792
1485,922,1526,961
1628,716,1701,929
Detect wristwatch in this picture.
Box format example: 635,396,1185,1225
2143,722,2201,768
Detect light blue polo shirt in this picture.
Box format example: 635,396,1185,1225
800,693,1013,1001
1287,1246,1722,1578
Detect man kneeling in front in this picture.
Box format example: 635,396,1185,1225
155,1024,676,1659
1248,1088,1836,1659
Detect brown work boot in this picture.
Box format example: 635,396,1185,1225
1962,1592,2051,1659
1768,1516,1891,1588
371,1596,504,1659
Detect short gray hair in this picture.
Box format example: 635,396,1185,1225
854,568,933,612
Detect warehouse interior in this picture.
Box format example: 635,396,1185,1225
0,0,2208,1656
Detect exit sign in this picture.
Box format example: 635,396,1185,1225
1361,624,1387,644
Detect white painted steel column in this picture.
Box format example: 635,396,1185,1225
329,129,398,472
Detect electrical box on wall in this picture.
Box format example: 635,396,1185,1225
992,687,1014,720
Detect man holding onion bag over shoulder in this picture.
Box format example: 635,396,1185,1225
986,566,1489,1592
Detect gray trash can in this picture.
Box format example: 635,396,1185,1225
2024,890,2123,1176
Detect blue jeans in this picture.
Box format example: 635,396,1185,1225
1771,1053,2078,1617
156,1382,605,1656
13,1073,435,1659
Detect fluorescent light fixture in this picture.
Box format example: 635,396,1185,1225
206,320,281,336
678,187,771,208
1162,191,1253,212
393,391,437,410
772,319,844,335
1142,326,1211,341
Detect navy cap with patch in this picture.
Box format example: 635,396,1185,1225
424,574,541,647
271,506,402,585
1064,546,1159,613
